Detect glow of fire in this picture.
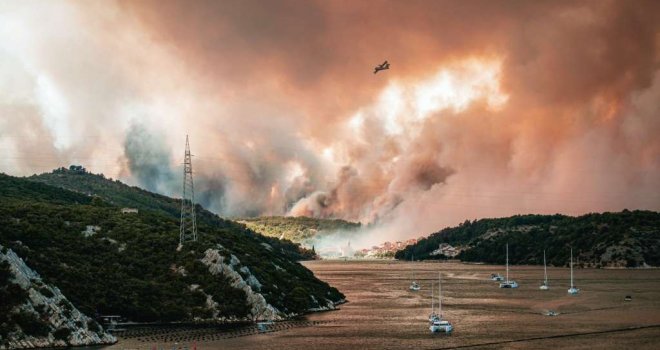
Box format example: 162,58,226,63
356,59,508,136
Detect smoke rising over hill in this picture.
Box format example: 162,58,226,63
1,0,659,242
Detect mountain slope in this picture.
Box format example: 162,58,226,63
0,172,344,328
29,166,181,218
395,211,660,267
29,167,315,260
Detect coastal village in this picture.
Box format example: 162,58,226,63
351,240,461,259
353,238,423,258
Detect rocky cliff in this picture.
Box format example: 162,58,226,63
0,246,116,349
200,247,340,321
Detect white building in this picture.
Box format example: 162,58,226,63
430,243,460,257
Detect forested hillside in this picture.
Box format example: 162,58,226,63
238,216,361,245
29,166,182,218
396,211,660,267
0,172,344,329
29,167,315,260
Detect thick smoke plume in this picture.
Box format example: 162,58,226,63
123,123,177,194
1,0,659,245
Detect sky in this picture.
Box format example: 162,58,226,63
1,0,659,243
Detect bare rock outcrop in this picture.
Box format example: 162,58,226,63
0,246,116,349
201,248,282,321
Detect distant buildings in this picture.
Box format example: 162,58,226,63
430,243,460,257
355,238,422,258
121,208,138,214
318,237,427,260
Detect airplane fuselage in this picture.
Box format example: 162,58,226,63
374,61,390,74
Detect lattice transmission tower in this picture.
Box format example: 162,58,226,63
179,135,197,245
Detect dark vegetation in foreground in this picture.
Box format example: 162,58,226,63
396,211,660,267
0,170,343,324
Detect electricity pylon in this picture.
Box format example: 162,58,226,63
179,135,197,245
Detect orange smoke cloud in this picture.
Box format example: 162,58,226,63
1,0,659,241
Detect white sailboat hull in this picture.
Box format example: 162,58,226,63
499,281,518,288
539,284,549,290
568,287,580,295
430,321,453,333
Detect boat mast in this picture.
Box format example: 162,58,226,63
506,244,509,282
543,250,548,284
438,272,442,317
431,281,434,314
411,254,414,281
570,248,574,288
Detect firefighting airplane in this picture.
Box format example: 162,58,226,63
373,60,390,74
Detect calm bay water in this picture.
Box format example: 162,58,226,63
106,260,660,349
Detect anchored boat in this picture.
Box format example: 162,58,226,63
544,310,559,317
568,248,580,295
499,244,518,288
539,249,549,290
429,272,453,333
410,254,421,291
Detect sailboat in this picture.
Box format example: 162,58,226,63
409,254,421,291
568,248,580,295
539,250,549,290
499,244,518,288
543,310,559,317
429,272,453,333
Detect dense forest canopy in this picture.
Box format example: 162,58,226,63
396,211,660,268
238,216,361,245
